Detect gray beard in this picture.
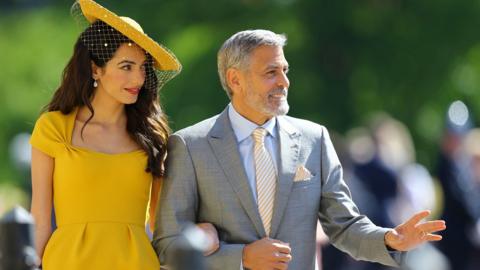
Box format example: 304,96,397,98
255,88,290,117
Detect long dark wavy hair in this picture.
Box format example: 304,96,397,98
44,20,170,177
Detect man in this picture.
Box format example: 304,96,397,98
153,29,446,270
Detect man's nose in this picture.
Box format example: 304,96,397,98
277,71,290,89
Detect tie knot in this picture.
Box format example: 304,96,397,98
252,128,268,145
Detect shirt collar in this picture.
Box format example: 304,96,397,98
228,103,277,143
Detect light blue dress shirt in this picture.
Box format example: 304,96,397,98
227,103,279,203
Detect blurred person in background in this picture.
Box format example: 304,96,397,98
444,127,480,269
374,114,449,270
436,100,479,270
353,115,401,230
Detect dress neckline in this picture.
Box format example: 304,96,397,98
66,107,144,156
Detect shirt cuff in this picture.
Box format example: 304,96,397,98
388,249,407,266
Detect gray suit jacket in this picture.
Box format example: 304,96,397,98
153,107,400,270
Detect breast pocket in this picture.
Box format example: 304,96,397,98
289,174,321,209
292,171,321,188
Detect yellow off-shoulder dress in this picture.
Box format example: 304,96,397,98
30,108,160,270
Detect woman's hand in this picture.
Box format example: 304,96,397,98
196,223,220,256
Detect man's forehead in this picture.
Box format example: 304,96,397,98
250,45,288,66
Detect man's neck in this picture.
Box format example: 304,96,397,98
231,101,272,125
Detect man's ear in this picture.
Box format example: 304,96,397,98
226,67,243,95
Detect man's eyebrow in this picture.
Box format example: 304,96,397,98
264,63,290,70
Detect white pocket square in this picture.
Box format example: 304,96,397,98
293,166,313,182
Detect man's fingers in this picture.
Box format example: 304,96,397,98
405,210,431,226
272,242,291,254
269,238,289,245
425,234,443,242
275,252,292,262
416,220,446,233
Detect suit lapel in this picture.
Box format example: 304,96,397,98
207,108,266,236
270,116,301,237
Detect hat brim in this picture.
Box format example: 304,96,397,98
78,0,181,72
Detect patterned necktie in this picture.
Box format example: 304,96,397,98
252,127,277,236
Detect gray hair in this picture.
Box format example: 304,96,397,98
217,29,287,99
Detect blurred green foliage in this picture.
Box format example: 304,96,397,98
2,0,480,202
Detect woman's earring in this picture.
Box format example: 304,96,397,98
93,80,98,88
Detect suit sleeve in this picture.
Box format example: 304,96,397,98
204,242,244,270
152,134,199,265
317,126,403,267
152,134,245,270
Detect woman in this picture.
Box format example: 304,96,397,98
30,0,217,269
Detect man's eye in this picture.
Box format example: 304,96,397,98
121,65,131,71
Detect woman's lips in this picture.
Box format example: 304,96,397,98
125,88,140,95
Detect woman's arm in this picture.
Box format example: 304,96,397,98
148,178,162,232
30,147,54,261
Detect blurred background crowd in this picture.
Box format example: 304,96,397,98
316,101,480,270
1,0,480,269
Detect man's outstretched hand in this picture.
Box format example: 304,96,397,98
385,210,446,251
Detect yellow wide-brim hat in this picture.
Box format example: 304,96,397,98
77,0,181,72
